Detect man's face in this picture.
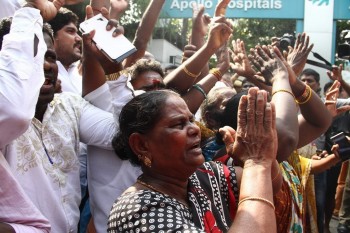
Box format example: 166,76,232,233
54,22,81,67
300,74,320,92
131,71,165,91
37,32,58,106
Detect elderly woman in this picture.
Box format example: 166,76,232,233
107,88,279,233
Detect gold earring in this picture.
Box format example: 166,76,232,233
144,157,152,168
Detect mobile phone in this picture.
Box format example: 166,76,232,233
330,132,350,161
79,14,137,63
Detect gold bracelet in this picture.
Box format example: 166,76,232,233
209,68,222,81
272,89,296,100
238,197,275,210
296,85,312,104
295,84,309,102
105,72,120,81
183,65,201,78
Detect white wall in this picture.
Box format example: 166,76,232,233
303,0,335,94
148,39,183,68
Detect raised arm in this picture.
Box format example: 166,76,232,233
183,46,230,113
220,88,278,233
287,34,331,147
123,0,165,68
0,0,63,147
0,1,64,232
164,16,232,93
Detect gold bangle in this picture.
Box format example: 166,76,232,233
296,85,312,105
295,84,307,99
183,65,201,78
272,89,296,100
238,197,275,211
209,68,222,81
105,72,120,81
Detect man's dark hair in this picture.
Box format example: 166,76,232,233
0,17,53,49
48,7,79,36
128,59,165,82
164,64,178,73
0,17,11,49
300,68,320,83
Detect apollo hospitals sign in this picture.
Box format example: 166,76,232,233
161,0,350,19
161,0,304,19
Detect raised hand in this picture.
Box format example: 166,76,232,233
324,80,350,117
110,0,129,20
286,33,314,77
249,45,288,85
216,46,230,74
206,17,232,52
25,0,65,21
230,39,256,78
215,0,230,16
327,64,344,82
191,3,211,38
83,5,124,73
221,88,277,166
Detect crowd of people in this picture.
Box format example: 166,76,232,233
0,0,350,232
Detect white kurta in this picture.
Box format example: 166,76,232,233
5,92,117,233
0,7,51,233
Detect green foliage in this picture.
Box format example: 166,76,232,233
232,18,296,50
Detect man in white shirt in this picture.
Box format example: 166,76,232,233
48,7,82,94
0,0,67,232
0,8,125,232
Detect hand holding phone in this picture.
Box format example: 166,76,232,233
330,132,350,161
79,14,136,63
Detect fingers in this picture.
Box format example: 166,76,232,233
192,2,204,18
237,95,248,135
246,88,258,134
215,0,230,16
270,102,276,132
255,91,266,135
219,126,236,146
100,7,110,19
85,5,94,19
106,19,124,36
82,30,96,43
264,101,273,132
331,144,340,158
337,106,350,115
